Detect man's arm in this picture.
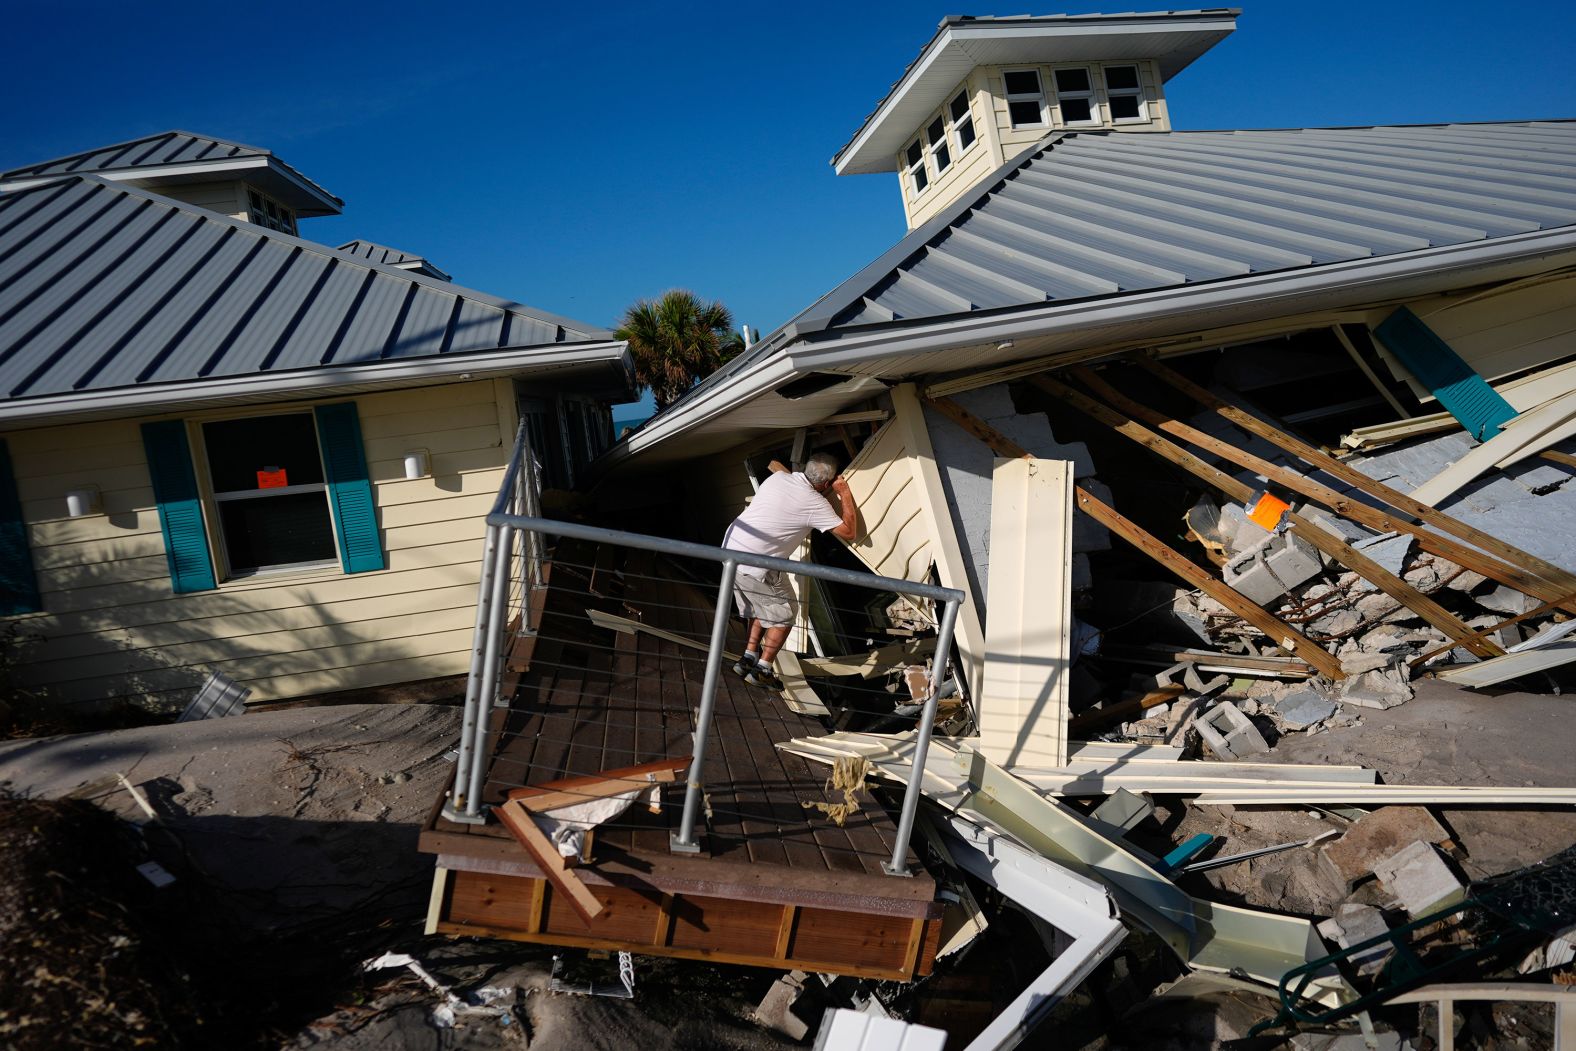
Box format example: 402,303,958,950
828,476,859,541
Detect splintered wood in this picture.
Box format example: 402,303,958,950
494,799,605,923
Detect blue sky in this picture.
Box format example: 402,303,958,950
5,1,1574,419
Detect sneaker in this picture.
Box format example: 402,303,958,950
732,652,759,678
745,664,784,691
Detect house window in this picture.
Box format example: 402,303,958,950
949,91,977,152
246,188,297,235
201,413,337,575
905,138,929,194
926,116,952,174
1104,64,1146,122
1004,70,1047,128
1053,67,1098,126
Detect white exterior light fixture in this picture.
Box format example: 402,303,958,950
66,486,101,517
403,449,431,480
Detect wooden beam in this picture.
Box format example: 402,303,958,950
1073,485,1346,679
654,893,675,947
493,799,605,923
774,905,798,959
1068,685,1186,734
1136,357,1576,599
506,756,691,812
1542,450,1576,470
926,395,1347,679
1030,376,1499,655
1070,366,1576,617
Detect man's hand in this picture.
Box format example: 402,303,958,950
829,475,859,542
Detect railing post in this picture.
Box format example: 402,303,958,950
465,522,514,817
884,596,961,876
444,523,500,824
672,559,738,854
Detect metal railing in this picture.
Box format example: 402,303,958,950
445,422,966,877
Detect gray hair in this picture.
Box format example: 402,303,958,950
804,453,838,488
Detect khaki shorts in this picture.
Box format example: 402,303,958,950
733,570,797,629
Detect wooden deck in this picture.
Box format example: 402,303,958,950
420,543,943,980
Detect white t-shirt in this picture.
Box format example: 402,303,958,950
723,472,843,576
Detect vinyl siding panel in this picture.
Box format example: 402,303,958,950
1376,275,1576,399
6,379,511,706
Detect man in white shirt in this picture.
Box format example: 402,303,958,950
722,452,859,689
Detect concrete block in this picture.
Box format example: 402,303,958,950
1336,666,1413,710
1321,806,1449,886
1349,533,1414,593
1317,903,1394,975
752,970,811,1040
1373,841,1466,917
1195,700,1270,760
1093,581,1212,646
1271,686,1337,730
1224,529,1323,604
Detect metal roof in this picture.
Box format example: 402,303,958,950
337,239,451,280
0,130,344,215
814,121,1576,331
833,9,1239,175
0,175,615,412
600,119,1576,475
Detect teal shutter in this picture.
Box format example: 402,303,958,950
140,420,218,593
1375,307,1518,441
0,439,43,615
314,402,386,574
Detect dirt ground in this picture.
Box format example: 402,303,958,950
3,682,1573,1049
0,704,801,1050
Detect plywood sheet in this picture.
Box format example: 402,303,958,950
977,457,1074,769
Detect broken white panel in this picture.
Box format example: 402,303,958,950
1435,616,1576,689
1410,388,1576,507
937,814,1126,1051
978,456,1074,770
840,384,987,703
814,1009,947,1051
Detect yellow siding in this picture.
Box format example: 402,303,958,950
1376,275,1576,399
7,379,513,707
148,180,248,220
901,71,1002,229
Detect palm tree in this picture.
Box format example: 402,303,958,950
615,290,746,411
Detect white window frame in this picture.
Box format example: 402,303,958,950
904,137,930,197
948,89,978,155
1003,68,1049,129
925,114,953,175
1102,64,1148,124
245,187,297,235
198,409,340,579
1051,66,1100,128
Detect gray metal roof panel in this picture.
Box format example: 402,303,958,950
0,176,613,404
1,131,344,210
809,121,1576,332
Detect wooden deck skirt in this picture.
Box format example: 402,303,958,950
419,545,944,980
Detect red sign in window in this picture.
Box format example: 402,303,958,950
256,468,288,489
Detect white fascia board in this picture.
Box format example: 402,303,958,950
786,227,1576,372
0,156,343,214
0,342,629,430
598,353,799,464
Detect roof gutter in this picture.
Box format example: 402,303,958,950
0,341,630,430
786,226,1576,368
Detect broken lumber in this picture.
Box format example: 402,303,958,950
924,395,1346,679
799,638,936,678
506,756,690,812
1137,357,1576,600
1067,685,1186,733
1075,365,1576,616
493,798,605,923
1037,374,1501,658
